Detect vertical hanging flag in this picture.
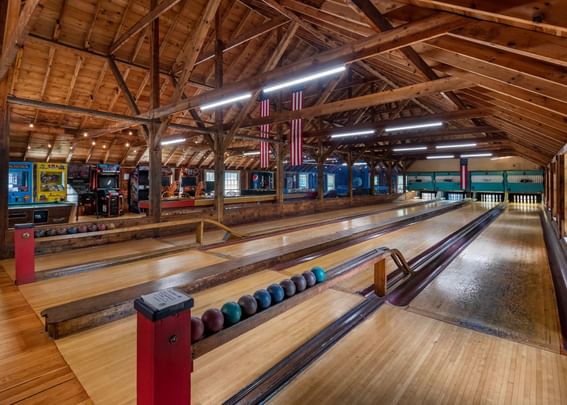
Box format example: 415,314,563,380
260,97,270,169
460,158,468,190
290,88,304,166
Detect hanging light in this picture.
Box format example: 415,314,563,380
47,143,52,148
426,154,454,159
392,146,427,152
161,138,186,146
83,132,88,137
200,93,252,111
125,142,130,147
385,122,443,132
92,141,96,146
29,123,34,128
102,145,107,149
243,151,260,156
331,129,375,138
460,153,493,158
128,131,133,135
263,65,346,93
436,143,477,149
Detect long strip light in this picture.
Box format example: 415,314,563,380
161,138,186,145
491,156,512,161
384,121,443,132
331,129,375,138
461,153,493,158
426,154,454,159
200,93,252,111
436,143,477,149
243,151,260,156
392,146,427,152
263,65,346,93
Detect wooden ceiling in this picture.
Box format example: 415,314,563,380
2,0,567,169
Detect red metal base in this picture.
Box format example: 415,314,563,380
14,225,35,285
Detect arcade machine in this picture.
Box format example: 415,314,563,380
68,164,95,219
8,162,33,204
180,168,198,197
129,165,150,213
92,163,123,217
242,171,274,196
35,163,68,202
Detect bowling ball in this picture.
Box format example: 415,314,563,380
267,284,285,303
107,223,116,230
280,279,296,297
291,274,307,292
238,294,258,317
78,225,88,233
202,308,224,334
254,289,272,311
311,266,327,283
34,229,46,238
97,223,107,231
191,316,205,342
46,229,57,237
56,227,67,235
302,271,316,288
88,224,98,232
67,227,78,234
221,302,242,326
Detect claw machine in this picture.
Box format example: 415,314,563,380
8,162,33,204
35,163,68,202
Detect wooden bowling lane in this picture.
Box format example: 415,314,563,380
408,205,562,351
18,249,225,317
0,270,91,404
269,305,567,405
209,201,449,258
0,238,177,280
280,203,491,293
55,272,362,404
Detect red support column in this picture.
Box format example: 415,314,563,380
14,223,35,285
134,289,194,405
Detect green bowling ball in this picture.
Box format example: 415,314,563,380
221,301,242,326
311,266,327,283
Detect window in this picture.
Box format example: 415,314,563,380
205,171,215,182
326,174,335,191
397,175,405,193
224,171,240,196
299,173,308,189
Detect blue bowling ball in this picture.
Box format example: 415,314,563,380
311,266,327,283
267,284,285,303
254,289,272,310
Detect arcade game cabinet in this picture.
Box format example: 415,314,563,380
129,165,149,213
92,163,123,217
8,162,33,204
35,163,67,202
68,164,95,217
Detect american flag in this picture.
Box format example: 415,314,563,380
290,89,303,166
460,158,468,190
260,97,270,169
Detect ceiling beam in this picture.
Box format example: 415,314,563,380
149,12,468,118
110,0,182,54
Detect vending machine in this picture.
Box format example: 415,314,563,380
92,163,123,217
35,163,67,202
129,165,150,213
8,162,34,204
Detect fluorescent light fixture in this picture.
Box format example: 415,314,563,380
491,156,512,161
426,155,454,159
436,143,477,149
385,121,443,132
263,65,346,93
354,162,367,166
200,93,252,111
460,153,493,158
392,146,427,152
331,129,375,138
304,159,316,163
161,138,186,145
243,151,260,156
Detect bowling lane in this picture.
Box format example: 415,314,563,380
280,203,493,293
4,200,417,276
55,276,362,404
209,201,450,258
269,305,567,404
408,204,561,351
15,201,442,318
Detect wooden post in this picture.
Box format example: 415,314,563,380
215,10,225,223
369,160,376,196
148,0,161,225
0,0,18,259
195,221,204,245
386,162,394,194
347,152,353,203
373,258,386,297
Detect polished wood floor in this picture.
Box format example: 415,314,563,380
0,202,565,404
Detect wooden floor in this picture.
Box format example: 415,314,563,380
271,305,567,405
409,205,561,351
0,271,91,404
1,202,565,404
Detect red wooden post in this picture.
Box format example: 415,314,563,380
14,223,35,285
134,289,194,405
